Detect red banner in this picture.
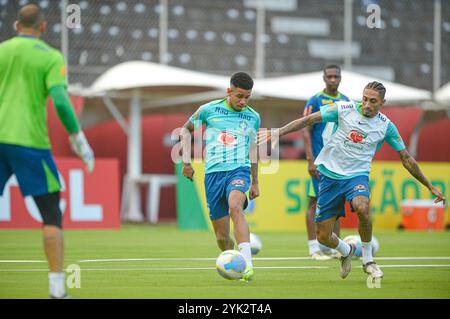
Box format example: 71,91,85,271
0,158,120,229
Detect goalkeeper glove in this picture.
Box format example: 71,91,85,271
69,131,95,173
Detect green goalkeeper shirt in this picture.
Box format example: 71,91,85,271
0,35,71,149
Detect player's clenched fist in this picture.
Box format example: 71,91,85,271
182,163,195,181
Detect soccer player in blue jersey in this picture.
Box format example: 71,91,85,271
302,65,350,260
181,72,260,281
0,5,94,298
259,81,445,282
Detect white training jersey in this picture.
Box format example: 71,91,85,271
315,100,405,178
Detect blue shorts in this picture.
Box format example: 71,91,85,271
315,174,370,222
0,143,61,197
204,167,250,221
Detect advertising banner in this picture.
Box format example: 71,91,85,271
0,158,120,229
176,161,449,231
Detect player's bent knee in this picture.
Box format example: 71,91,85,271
351,199,369,215
354,204,370,218
33,192,63,228
229,203,244,218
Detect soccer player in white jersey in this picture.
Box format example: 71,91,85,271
259,81,446,281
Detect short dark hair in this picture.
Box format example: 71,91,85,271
230,72,254,90
365,81,386,99
17,4,45,30
323,64,341,74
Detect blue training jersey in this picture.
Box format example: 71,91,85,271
189,98,261,174
304,91,350,158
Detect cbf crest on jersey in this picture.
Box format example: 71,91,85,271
239,120,249,131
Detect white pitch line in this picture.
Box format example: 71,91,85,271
78,258,216,263
0,260,47,263
1,264,450,273
77,257,314,263
0,266,329,272
2,256,450,264
374,257,450,260
77,256,450,263
359,264,450,268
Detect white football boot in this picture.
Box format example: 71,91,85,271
339,243,356,279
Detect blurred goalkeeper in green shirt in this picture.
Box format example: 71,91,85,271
0,4,94,299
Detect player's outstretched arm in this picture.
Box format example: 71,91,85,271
181,120,195,181
49,85,94,173
280,110,322,137
399,149,446,204
258,111,322,146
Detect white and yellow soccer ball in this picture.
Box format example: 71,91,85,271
216,250,247,280
343,235,380,258
250,233,263,255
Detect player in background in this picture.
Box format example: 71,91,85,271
181,72,260,282
302,65,350,260
0,5,94,298
259,81,445,282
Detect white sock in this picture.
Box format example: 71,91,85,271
49,272,66,297
335,238,351,257
361,241,374,264
238,242,253,268
308,239,320,255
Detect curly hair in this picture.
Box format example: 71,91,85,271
365,81,386,99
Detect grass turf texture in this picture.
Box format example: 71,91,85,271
0,224,449,299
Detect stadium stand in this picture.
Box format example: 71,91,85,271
0,0,448,90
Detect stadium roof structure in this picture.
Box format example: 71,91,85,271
81,60,230,94
256,70,432,105
75,60,305,129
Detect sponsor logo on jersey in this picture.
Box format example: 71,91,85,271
346,129,367,144
321,99,334,105
231,179,245,187
238,113,253,121
60,66,67,76
218,131,237,146
354,184,367,192
340,103,354,110
215,107,229,116
377,113,387,122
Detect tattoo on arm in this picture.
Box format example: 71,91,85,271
399,151,411,160
400,150,431,189
280,113,321,137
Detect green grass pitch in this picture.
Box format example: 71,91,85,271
0,224,449,299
